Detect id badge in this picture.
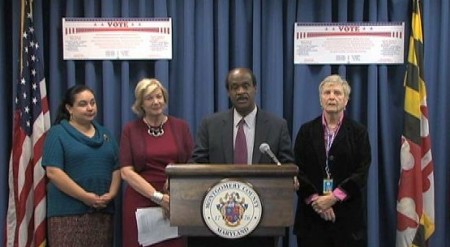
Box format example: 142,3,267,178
323,178,333,194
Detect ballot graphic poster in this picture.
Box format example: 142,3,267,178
63,17,172,60
294,22,404,64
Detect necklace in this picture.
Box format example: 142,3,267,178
143,116,167,137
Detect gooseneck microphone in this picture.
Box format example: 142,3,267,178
259,143,281,166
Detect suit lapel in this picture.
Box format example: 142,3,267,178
222,110,234,163
252,110,267,163
329,117,347,153
312,118,327,168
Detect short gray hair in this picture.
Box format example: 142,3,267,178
318,74,351,99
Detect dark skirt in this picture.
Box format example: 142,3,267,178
188,236,276,247
48,212,113,247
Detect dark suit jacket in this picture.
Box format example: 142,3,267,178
191,107,294,164
293,115,371,238
188,108,294,247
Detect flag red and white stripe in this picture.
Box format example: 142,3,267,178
396,0,435,246
6,0,50,246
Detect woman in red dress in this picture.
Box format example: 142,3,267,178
120,78,194,247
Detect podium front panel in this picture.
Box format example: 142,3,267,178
167,164,298,236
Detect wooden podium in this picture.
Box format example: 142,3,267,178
165,164,298,237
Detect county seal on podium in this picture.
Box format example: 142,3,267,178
201,179,262,239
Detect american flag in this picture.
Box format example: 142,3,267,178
6,0,50,246
396,0,435,246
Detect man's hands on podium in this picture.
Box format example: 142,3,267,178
293,176,300,190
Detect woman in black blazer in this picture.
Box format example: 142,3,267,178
293,75,371,247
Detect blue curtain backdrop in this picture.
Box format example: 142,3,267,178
1,0,449,246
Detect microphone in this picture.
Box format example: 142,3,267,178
259,143,281,166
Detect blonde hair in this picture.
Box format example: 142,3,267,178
319,74,351,99
132,78,169,117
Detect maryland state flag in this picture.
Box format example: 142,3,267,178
396,0,435,246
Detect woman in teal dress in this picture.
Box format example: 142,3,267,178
42,85,121,247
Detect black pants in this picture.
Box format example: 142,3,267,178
188,236,276,247
296,223,366,247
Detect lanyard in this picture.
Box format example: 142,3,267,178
322,113,343,180
324,128,337,179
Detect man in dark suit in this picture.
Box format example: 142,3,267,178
189,67,295,247
293,75,371,247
